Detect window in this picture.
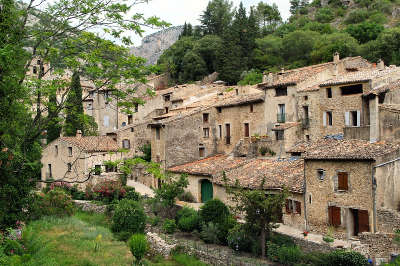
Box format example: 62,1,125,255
275,130,284,140
317,169,325,180
165,107,169,114
67,163,72,172
275,86,288,97
128,115,133,125
323,111,333,126
219,125,222,139
250,104,254,113
68,147,72,156
244,123,249,137
328,206,341,226
103,91,110,101
89,91,94,98
103,115,110,127
199,147,205,158
122,122,126,127
203,113,209,123
285,199,301,214
134,104,139,112
55,145,58,156
306,135,310,141
37,59,41,65
340,84,363,96
326,87,332,98
346,111,360,127
351,111,358,126
156,128,160,140
33,66,37,74
41,66,45,73
217,107,222,113
235,89,239,95
94,165,101,175
131,127,134,132
203,128,210,138
225,124,231,145
309,194,312,204
304,96,308,101
164,94,170,101
277,104,285,123
122,139,130,149
87,103,93,110
48,164,52,178
337,172,349,191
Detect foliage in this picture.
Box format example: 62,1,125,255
199,199,230,225
325,250,369,266
266,241,280,261
238,70,263,85
128,234,148,264
346,22,384,44
311,33,359,63
172,253,208,266
64,72,84,136
125,190,141,202
86,180,126,203
323,235,334,243
163,219,177,234
315,7,335,23
3,239,24,256
153,174,189,208
111,199,146,240
148,216,161,226
269,232,296,247
176,207,199,232
227,224,256,252
200,0,234,36
277,245,303,265
29,190,75,220
138,143,152,162
200,222,220,244
178,191,195,202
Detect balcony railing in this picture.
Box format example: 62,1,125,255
225,136,231,145
301,118,310,129
277,113,286,123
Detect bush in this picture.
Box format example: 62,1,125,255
176,207,197,222
128,234,148,264
89,180,126,203
345,9,370,24
227,224,254,252
29,189,75,220
163,219,176,234
111,199,146,238
148,216,161,226
323,235,334,243
178,214,199,232
200,222,220,244
266,241,280,262
277,245,303,266
216,215,237,245
125,190,141,201
199,199,230,225
269,232,296,247
325,250,368,266
3,239,24,256
315,7,335,23
177,191,195,202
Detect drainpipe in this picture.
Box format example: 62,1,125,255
371,156,400,233
303,160,308,231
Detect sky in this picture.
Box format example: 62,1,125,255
131,0,291,47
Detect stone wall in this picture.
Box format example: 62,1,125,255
73,200,107,213
377,208,400,233
357,232,400,263
344,126,370,140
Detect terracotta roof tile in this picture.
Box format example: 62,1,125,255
168,154,248,176
364,79,400,96
213,159,304,193
214,93,264,107
60,136,119,152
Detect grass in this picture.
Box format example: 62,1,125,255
11,211,208,266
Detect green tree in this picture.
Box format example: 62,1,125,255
182,51,208,82
375,27,400,65
200,0,234,36
193,35,223,74
345,22,384,44
64,72,84,136
253,35,284,71
153,174,189,208
46,91,62,142
282,30,320,67
255,2,282,33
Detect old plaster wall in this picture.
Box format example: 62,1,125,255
375,158,400,211
379,107,400,142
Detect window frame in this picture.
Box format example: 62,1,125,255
203,127,210,138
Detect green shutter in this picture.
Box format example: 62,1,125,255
201,180,213,203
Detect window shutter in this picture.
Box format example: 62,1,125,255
329,206,341,226
356,110,361,127
338,172,349,191
295,201,301,215
323,112,327,126
285,199,291,213
345,112,350,126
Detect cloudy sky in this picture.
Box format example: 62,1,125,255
131,0,291,46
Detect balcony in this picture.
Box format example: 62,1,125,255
301,118,310,129
277,113,286,123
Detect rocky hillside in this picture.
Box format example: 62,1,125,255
131,26,184,65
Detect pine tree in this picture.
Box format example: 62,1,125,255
200,0,233,36
64,72,84,136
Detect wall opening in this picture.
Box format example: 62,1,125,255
340,84,363,96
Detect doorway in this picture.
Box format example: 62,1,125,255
350,209,369,236
201,179,213,203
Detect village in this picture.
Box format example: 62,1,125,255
37,53,400,264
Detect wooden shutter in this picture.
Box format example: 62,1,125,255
356,110,361,127
323,112,327,126
285,199,291,214
295,201,301,215
345,112,350,126
244,123,249,137
358,210,370,233
329,206,341,226
338,172,349,191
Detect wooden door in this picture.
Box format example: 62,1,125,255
358,210,370,234
244,123,249,137
201,180,213,203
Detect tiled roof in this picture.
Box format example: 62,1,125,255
272,122,300,131
364,79,400,96
213,159,304,193
302,139,400,160
287,141,309,153
59,136,119,152
320,67,400,87
214,93,265,107
168,154,248,176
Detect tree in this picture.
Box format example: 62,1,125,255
282,30,320,67
64,72,84,136
346,22,384,44
200,0,234,36
153,174,189,208
46,91,62,142
182,51,208,82
255,2,281,33
375,27,400,66
193,35,223,74
226,178,288,258
253,35,284,71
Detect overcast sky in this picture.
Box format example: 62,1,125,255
131,0,291,46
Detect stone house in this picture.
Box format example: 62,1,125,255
169,155,305,230
41,131,124,189
300,138,400,239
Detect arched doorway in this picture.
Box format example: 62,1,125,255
201,179,213,203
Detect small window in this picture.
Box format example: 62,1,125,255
250,104,254,113
219,125,222,139
33,66,37,74
156,128,160,140
351,111,358,127
203,113,209,123
103,115,110,127
134,104,139,113
37,59,41,65
309,194,312,204
48,164,52,177
68,147,72,156
105,164,115,173
244,123,249,137
122,122,126,127
235,89,239,95
164,94,170,101
326,87,332,98
199,147,205,158
217,107,222,113
304,96,308,101
340,84,363,96
130,127,134,132
285,199,301,214
317,169,325,180
306,135,310,141
275,130,284,140
337,172,349,191
67,163,72,172
128,115,133,125
94,165,101,175
327,111,333,126
203,128,210,138
122,139,130,149
87,103,93,110
41,66,45,73
89,91,94,98
275,86,288,97
55,145,58,156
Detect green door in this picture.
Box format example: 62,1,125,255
201,180,213,203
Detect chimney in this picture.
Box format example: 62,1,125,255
378,59,385,70
333,52,340,63
280,67,285,74
76,130,82,138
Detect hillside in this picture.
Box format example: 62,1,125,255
131,26,184,65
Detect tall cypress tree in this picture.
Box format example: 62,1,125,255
46,91,62,142
64,72,84,136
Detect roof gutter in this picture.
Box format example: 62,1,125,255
371,156,400,233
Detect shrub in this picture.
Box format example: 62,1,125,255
266,241,280,262
178,214,199,232
277,245,303,265
148,216,161,226
172,254,207,266
323,235,334,243
176,207,197,222
345,9,370,24
111,199,146,238
216,215,237,245
29,189,75,219
269,232,296,247
128,234,148,264
315,7,335,23
3,239,24,256
125,190,141,201
199,199,230,225
90,180,126,203
227,224,254,252
325,250,368,266
163,219,176,234
177,191,195,202
200,222,220,244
